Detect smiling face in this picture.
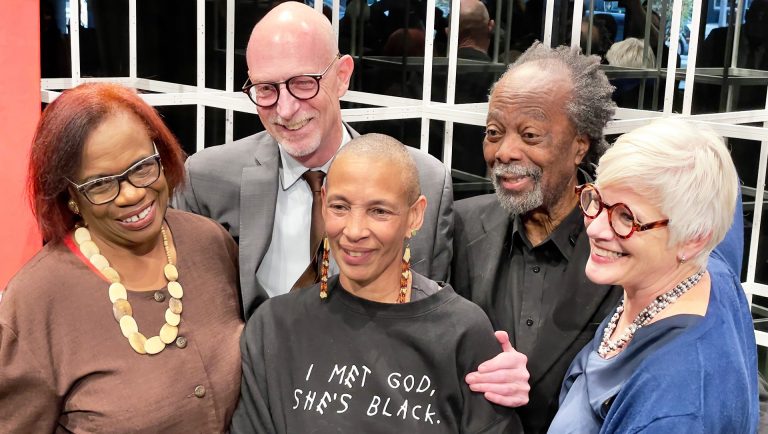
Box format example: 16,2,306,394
70,110,168,253
484,63,589,218
584,184,678,292
246,3,353,168
322,154,425,294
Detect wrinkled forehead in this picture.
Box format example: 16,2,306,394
498,62,572,95
488,67,573,121
248,46,336,82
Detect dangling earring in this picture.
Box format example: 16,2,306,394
319,237,330,300
68,199,80,215
398,240,411,303
679,254,687,264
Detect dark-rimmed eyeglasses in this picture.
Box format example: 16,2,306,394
66,153,162,205
576,183,669,239
241,53,341,108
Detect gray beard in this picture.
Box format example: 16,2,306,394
491,163,544,216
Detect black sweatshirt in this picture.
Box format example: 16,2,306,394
231,272,522,434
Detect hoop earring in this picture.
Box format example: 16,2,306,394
319,237,330,300
68,199,80,216
399,241,411,303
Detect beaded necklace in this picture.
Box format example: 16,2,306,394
598,270,705,358
73,224,183,355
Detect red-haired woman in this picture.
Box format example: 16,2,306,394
0,83,243,432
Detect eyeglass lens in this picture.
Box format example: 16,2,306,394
579,186,635,237
244,54,339,107
248,75,319,107
83,156,160,204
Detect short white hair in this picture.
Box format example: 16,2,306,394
595,118,739,267
605,38,656,68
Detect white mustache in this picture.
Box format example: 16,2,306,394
493,163,542,181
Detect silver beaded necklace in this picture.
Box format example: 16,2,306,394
598,270,705,358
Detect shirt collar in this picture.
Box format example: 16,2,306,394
510,205,584,261
278,123,352,190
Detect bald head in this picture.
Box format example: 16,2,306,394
244,2,354,169
331,134,421,205
460,0,490,25
456,0,492,49
247,2,337,68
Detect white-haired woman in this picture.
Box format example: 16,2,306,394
548,118,758,433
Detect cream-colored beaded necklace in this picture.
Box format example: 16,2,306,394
73,224,183,355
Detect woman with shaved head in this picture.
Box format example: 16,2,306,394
231,134,522,433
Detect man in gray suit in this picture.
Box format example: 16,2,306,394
176,2,536,412
173,3,452,320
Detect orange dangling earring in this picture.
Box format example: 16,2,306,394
319,237,330,300
398,241,411,303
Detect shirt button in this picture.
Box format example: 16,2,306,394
175,336,188,349
532,266,541,273
153,291,166,302
526,318,534,326
194,385,206,398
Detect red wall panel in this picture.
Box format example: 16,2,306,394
0,1,43,290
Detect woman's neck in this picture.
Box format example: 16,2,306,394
89,226,175,291
618,264,709,332
340,270,412,304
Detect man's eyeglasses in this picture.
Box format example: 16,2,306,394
66,153,162,205
242,53,341,108
575,183,669,239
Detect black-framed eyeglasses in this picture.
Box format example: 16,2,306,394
241,53,341,108
66,152,162,205
575,183,669,239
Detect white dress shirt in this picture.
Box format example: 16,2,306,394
256,126,350,297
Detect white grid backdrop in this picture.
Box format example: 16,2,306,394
41,0,768,346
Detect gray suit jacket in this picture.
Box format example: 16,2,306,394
173,124,454,319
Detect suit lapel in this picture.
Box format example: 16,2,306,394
239,122,355,307
466,202,512,342
238,143,279,309
466,200,620,385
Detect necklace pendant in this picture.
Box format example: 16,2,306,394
145,336,166,355
128,332,148,354
160,323,179,344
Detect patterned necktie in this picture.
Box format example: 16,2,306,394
291,170,326,290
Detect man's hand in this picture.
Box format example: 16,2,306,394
465,331,530,407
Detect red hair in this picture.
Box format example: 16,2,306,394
28,83,186,243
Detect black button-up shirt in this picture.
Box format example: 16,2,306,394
502,207,583,354
489,206,623,433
